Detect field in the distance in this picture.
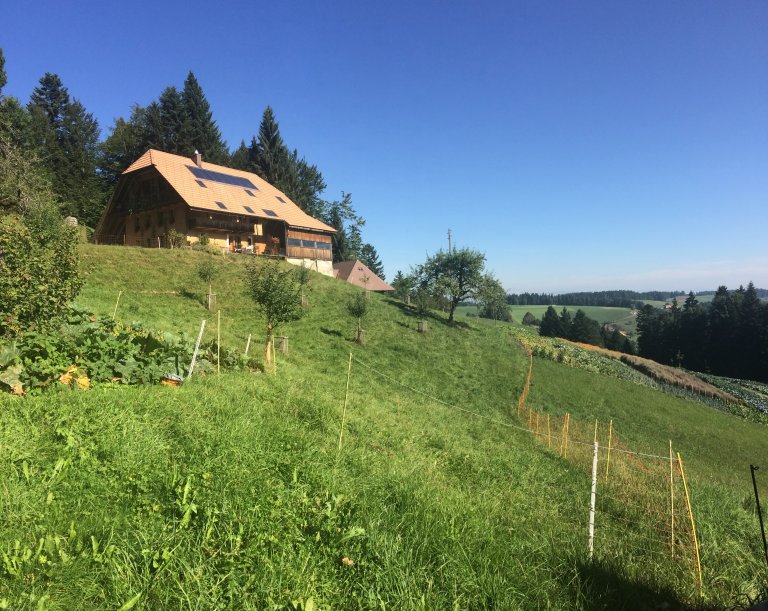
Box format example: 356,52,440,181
460,303,639,334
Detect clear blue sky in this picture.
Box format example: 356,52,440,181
4,0,767,292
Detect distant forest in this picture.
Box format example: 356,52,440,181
507,288,768,308
636,283,768,382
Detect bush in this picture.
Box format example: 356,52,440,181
0,212,82,337
165,228,187,248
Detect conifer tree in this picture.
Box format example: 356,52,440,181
0,48,6,95
539,305,562,338
360,243,385,278
180,72,228,163
27,73,104,223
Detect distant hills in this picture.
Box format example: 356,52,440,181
507,288,768,308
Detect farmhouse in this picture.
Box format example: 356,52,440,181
93,149,337,276
333,259,393,292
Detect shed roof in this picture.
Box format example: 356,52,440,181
124,150,335,233
333,260,393,292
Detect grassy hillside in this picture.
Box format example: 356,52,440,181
1,245,767,609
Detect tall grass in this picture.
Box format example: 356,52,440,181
0,245,766,608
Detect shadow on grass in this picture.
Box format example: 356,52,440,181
179,288,205,307
383,298,474,330
320,327,344,338
568,559,719,611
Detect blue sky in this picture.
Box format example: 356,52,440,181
3,0,766,292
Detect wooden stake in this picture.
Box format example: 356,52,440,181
112,290,122,320
604,419,613,482
563,413,570,459
547,415,551,449
244,334,251,355
217,310,221,375
669,440,675,558
535,412,539,436
593,419,598,444
677,452,703,596
337,353,353,457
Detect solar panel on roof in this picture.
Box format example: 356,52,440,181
275,196,286,203
263,209,278,217
215,201,227,210
243,206,255,214
187,165,257,189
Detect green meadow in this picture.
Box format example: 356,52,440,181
1,245,767,610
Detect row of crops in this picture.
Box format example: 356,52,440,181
509,325,768,424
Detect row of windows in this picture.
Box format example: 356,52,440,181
287,238,332,250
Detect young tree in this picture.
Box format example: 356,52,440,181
245,260,304,366
196,259,218,310
391,271,416,303
416,247,486,323
522,312,539,326
347,291,368,344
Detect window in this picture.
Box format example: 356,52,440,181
215,201,227,210
262,209,278,217
275,196,286,203
243,206,255,214
196,180,207,188
245,189,256,197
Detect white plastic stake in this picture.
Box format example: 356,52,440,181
187,319,206,380
589,440,598,560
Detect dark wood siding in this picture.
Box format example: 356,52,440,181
286,229,333,260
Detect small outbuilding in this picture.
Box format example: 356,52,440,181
333,260,393,292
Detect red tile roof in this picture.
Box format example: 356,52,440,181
125,150,335,233
333,260,393,292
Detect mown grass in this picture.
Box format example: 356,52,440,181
1,244,767,609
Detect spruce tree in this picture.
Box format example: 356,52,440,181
0,48,6,95
539,305,562,337
360,243,385,278
180,72,228,163
158,86,185,153
27,73,105,222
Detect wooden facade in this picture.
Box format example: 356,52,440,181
95,161,334,261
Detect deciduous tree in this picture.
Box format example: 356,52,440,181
245,260,303,367
416,247,486,323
